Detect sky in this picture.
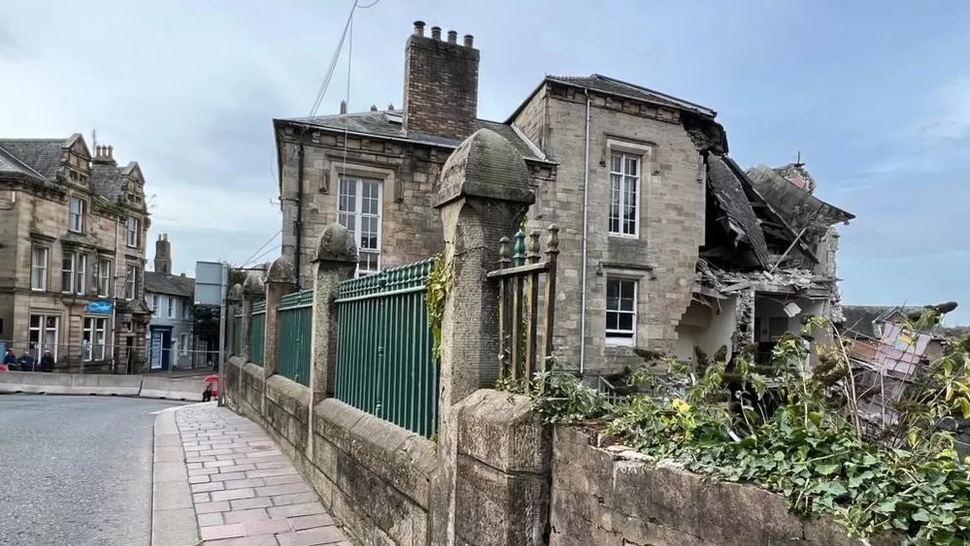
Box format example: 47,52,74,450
1,0,969,322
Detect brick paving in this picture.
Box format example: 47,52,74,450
174,404,352,546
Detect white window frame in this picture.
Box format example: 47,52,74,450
605,277,638,346
97,258,112,297
31,246,49,291
76,254,88,295
82,317,108,361
126,217,140,248
61,251,86,294
151,294,159,317
69,197,85,233
336,175,383,277
29,314,59,362
179,333,189,355
125,265,137,300
167,297,175,319
608,152,641,238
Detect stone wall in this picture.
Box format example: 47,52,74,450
549,427,896,546
226,357,437,546
533,83,706,376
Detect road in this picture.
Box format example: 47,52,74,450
0,395,185,546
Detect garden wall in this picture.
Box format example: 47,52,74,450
548,427,900,546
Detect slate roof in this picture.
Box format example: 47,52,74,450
0,138,66,178
90,163,124,200
840,305,924,339
544,74,717,118
276,110,550,164
746,165,855,233
706,155,772,268
0,145,46,183
145,272,195,299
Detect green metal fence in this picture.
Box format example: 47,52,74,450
278,290,313,386
334,258,439,438
250,300,266,366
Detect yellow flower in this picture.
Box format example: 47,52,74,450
672,398,691,413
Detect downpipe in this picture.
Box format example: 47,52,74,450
579,90,591,376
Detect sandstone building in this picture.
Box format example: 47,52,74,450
274,21,853,377
0,135,151,372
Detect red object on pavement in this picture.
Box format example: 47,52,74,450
0,364,8,372
204,374,220,397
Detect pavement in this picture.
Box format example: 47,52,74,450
153,403,352,546
0,395,186,546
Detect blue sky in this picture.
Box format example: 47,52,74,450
1,1,968,322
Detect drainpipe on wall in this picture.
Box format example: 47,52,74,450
295,143,305,290
111,217,119,372
579,89,592,375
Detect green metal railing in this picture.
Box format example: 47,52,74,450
278,290,313,386
232,313,243,356
334,258,439,438
250,300,266,366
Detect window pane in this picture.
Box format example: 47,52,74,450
606,312,619,330
618,313,634,331
607,280,620,302
625,157,638,176
610,154,622,172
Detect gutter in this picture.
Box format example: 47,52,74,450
579,90,591,375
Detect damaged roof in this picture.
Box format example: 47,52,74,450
746,165,855,233
840,305,927,339
706,155,772,268
275,110,551,164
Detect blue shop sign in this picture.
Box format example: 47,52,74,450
87,300,114,314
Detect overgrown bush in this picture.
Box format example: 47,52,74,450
498,313,970,545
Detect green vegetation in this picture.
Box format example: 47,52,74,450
425,253,452,362
499,312,970,545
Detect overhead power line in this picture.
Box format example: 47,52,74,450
239,230,282,269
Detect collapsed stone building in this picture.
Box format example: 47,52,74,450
273,21,854,378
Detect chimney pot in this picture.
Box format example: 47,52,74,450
431,26,441,40
464,34,474,47
413,21,425,36
447,30,457,43
339,100,347,114
107,145,113,158
370,104,378,111
387,103,394,110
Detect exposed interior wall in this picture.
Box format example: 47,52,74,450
225,358,436,546
549,427,899,546
674,296,738,363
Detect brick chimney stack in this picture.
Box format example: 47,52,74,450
92,144,117,166
154,233,172,275
403,20,480,140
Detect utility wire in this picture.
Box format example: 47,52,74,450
306,0,359,121
358,0,381,8
246,244,281,269
239,230,281,269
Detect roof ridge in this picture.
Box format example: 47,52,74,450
590,73,716,114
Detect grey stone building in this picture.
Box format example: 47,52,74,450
274,21,854,377
145,234,197,371
0,136,152,371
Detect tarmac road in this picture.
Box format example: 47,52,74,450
0,395,185,546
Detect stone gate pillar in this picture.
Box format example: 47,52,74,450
264,257,298,379
430,128,536,546
241,274,264,365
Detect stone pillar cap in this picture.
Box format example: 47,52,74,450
267,255,297,283
228,283,244,302
314,222,358,264
436,128,536,209
243,273,264,295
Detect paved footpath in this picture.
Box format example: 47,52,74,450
154,403,352,546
